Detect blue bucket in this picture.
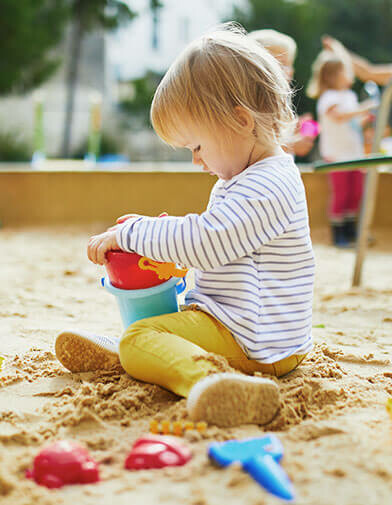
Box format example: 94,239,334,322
101,276,186,329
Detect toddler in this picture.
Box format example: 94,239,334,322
56,25,315,428
248,28,315,158
307,51,375,246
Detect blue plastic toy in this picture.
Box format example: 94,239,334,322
208,435,295,501
101,276,186,329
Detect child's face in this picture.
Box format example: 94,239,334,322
177,124,255,181
335,66,354,89
268,46,294,81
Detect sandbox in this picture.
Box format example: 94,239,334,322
0,226,391,505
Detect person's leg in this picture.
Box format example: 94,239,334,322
118,310,232,397
55,310,306,426
56,310,306,381
119,308,305,392
344,170,365,242
347,170,365,215
328,170,350,247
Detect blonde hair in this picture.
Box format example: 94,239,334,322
307,51,346,99
151,24,296,149
248,29,297,63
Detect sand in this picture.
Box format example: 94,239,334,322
0,226,391,505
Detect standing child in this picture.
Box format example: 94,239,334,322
307,51,375,246
56,25,315,428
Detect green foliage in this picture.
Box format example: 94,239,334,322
0,131,31,162
0,0,69,95
0,1,137,95
119,71,164,127
150,0,164,10
319,0,392,63
69,0,137,32
229,0,392,116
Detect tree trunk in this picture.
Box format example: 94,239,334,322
61,16,84,158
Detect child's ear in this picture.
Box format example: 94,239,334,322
234,106,255,133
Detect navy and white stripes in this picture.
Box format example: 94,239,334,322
116,154,315,363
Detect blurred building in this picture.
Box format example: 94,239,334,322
0,0,243,160
108,0,244,82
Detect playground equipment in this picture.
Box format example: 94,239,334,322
208,435,295,501
125,435,192,470
31,90,103,167
26,440,100,489
314,79,392,286
85,92,102,163
31,91,46,166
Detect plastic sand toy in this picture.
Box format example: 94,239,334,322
149,419,207,436
105,212,187,290
102,275,187,329
105,250,187,290
0,356,4,370
208,435,295,501
125,435,192,470
102,212,188,328
26,440,100,488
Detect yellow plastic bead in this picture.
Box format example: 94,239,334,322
161,420,171,434
149,419,159,434
196,422,207,432
172,421,183,436
184,422,194,431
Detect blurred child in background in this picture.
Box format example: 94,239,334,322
248,29,315,158
307,51,375,247
323,35,392,86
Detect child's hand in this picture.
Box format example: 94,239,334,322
322,35,345,54
292,136,315,157
87,230,119,265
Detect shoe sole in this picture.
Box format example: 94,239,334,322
55,331,121,373
187,373,280,427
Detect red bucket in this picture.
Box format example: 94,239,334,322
105,251,168,290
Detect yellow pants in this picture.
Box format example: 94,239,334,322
119,309,306,397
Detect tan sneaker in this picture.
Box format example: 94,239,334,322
187,373,280,427
55,330,121,373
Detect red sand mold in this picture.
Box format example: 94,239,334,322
26,440,100,489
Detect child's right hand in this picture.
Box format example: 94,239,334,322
87,230,119,265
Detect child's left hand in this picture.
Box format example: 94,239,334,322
87,230,119,265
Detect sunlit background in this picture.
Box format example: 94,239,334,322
1,0,391,163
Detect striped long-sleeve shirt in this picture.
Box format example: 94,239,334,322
116,153,315,363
